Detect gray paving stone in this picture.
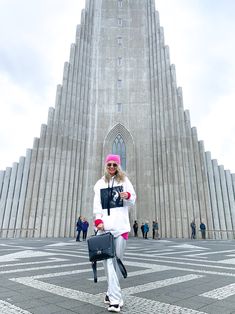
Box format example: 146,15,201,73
0,238,235,314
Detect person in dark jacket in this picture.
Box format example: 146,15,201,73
82,217,89,241
143,222,149,239
133,220,138,237
141,223,145,238
152,220,159,239
190,220,196,239
200,221,206,239
76,216,83,242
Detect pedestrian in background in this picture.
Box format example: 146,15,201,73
152,220,159,239
76,216,83,242
200,221,206,239
82,217,89,241
141,223,145,238
144,221,149,239
190,220,196,239
133,220,138,237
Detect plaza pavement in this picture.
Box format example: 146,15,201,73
0,236,235,314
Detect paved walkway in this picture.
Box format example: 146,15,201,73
0,237,235,313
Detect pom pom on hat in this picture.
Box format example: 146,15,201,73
105,154,121,165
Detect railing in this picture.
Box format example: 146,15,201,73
0,228,37,238
201,229,235,240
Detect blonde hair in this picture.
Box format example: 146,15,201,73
104,164,126,183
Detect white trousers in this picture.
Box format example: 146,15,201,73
103,235,126,305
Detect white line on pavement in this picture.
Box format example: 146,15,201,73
0,300,32,314
125,253,235,272
122,274,204,295
10,275,208,314
0,262,88,274
0,258,67,268
200,283,235,300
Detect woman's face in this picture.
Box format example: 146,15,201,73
106,160,118,176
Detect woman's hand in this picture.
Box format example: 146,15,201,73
120,192,129,199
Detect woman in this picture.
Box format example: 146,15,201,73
93,154,136,313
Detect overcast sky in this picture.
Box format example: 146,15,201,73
0,0,235,173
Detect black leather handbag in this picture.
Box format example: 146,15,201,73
87,232,115,262
87,232,127,282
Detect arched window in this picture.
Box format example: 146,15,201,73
112,134,126,170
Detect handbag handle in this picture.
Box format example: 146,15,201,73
116,257,127,278
92,261,97,283
107,177,115,216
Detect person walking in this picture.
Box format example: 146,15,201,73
200,221,206,239
93,154,136,312
152,220,159,239
133,220,138,237
143,221,149,239
82,217,89,241
141,223,145,238
76,216,83,242
190,220,196,239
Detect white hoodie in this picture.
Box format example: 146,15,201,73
93,176,136,237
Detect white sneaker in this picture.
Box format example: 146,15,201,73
104,295,110,304
104,295,123,307
108,304,120,313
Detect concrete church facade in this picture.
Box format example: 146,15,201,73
0,0,235,239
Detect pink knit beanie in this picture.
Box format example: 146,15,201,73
105,154,121,165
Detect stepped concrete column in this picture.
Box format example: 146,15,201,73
205,152,220,238
225,171,235,237
28,125,47,238
0,167,11,237
0,171,4,196
50,62,70,237
171,67,188,238
34,108,54,238
21,138,39,238
219,166,233,239
2,162,18,238
191,128,208,230
212,160,227,239
41,86,62,238
184,111,200,232
178,100,194,237
8,157,25,238
15,149,32,238
198,141,213,238
153,19,167,238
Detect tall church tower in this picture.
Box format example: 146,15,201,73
0,0,235,239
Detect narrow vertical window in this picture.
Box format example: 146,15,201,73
117,103,122,112
118,18,122,26
117,37,122,46
117,57,122,66
118,0,123,8
112,134,126,170
117,79,122,88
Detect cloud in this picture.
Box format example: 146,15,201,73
0,0,85,169
156,0,235,172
